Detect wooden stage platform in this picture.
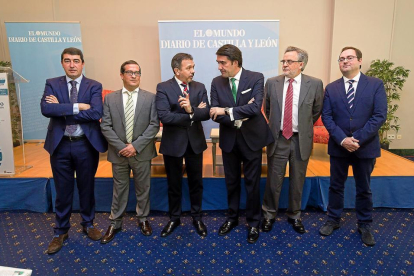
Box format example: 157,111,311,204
5,142,414,179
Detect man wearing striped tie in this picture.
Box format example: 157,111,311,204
100,60,159,243
320,47,387,246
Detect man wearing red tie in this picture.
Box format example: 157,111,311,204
261,46,324,234
156,53,210,237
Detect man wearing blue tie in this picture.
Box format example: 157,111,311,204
319,47,387,246
41,47,107,254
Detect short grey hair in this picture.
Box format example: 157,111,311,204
285,46,308,71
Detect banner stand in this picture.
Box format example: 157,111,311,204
0,67,32,175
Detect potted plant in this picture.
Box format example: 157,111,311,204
365,60,410,150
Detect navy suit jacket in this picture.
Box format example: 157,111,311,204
210,68,274,153
322,73,387,158
156,78,210,157
40,75,108,155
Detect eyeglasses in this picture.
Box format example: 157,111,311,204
280,60,301,65
124,71,141,77
338,56,358,63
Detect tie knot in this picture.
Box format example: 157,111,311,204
231,78,236,84
348,80,355,84
288,78,294,84
180,82,187,88
69,80,77,87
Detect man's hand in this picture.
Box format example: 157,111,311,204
78,103,91,110
248,98,255,104
198,102,207,108
178,91,193,114
45,95,59,104
119,143,137,158
342,137,360,152
210,107,225,120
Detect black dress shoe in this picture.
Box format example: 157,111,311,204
193,220,207,237
358,224,376,246
160,220,180,237
218,221,238,236
101,225,122,244
139,220,152,236
247,227,259,244
261,218,275,232
288,218,305,233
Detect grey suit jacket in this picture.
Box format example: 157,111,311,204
101,89,160,163
264,74,324,160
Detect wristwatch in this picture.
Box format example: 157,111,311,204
224,107,230,116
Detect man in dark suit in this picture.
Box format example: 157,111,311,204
262,46,324,234
210,44,274,243
156,53,210,237
320,46,387,246
40,47,108,254
100,60,159,243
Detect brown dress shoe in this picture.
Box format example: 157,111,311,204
101,225,122,244
83,226,102,241
47,233,68,254
139,220,153,236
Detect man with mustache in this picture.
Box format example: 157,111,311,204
156,53,210,237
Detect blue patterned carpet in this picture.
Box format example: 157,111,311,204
1,209,413,275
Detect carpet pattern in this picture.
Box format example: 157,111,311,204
0,209,413,275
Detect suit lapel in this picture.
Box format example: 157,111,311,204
77,75,88,101
337,78,351,114
188,81,198,106
170,77,184,99
298,74,311,108
59,77,70,103
351,73,368,114
276,76,284,112
133,90,146,126
236,69,248,105
115,91,126,128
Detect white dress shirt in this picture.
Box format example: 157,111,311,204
228,68,243,127
281,73,302,133
175,76,194,120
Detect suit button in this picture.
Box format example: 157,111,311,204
350,118,353,120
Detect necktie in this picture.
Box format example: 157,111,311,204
124,91,134,143
282,78,294,140
180,82,188,94
346,80,356,109
65,80,78,135
231,78,237,102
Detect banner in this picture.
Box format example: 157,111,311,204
158,20,280,138
0,73,15,174
5,22,83,140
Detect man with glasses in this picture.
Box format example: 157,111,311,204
261,46,324,234
41,47,108,254
319,47,387,246
156,53,210,237
100,60,159,243
210,44,274,243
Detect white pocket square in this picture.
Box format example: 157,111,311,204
241,88,251,94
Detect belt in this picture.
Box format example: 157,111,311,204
62,135,86,141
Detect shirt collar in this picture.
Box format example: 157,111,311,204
122,86,139,94
66,74,83,85
229,67,243,82
174,76,187,86
343,71,361,83
284,72,302,84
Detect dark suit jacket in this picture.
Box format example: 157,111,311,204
210,68,274,153
322,73,387,158
40,75,108,155
156,78,210,157
100,89,159,163
264,74,324,160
